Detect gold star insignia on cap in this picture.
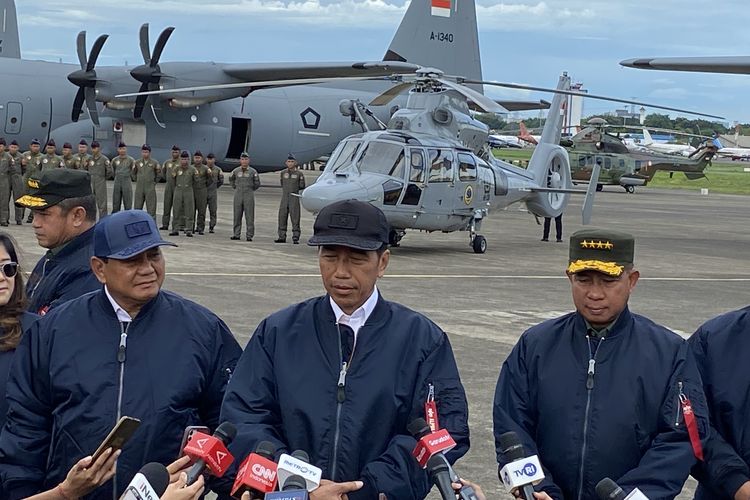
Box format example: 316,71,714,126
580,239,614,250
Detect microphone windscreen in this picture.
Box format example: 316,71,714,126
138,462,170,497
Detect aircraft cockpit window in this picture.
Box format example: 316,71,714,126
329,140,362,172
357,141,406,177
410,150,425,183
457,153,477,181
428,149,454,183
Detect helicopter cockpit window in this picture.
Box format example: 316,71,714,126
357,141,406,177
428,149,454,183
329,139,362,172
457,153,477,181
410,150,425,183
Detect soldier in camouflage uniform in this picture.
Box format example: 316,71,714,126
22,139,43,222
192,151,209,235
0,139,11,226
205,153,223,233
71,140,90,171
89,141,113,219
111,142,135,213
229,152,260,241
274,154,306,244
40,139,63,172
133,144,161,220
169,151,198,238
61,143,76,169
160,145,181,231
7,140,24,225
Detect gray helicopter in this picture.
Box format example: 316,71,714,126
299,70,598,253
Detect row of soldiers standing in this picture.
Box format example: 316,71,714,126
0,138,307,240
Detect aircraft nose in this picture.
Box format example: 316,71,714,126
300,179,370,214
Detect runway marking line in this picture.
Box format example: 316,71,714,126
166,273,750,281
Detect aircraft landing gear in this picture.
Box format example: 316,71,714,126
596,184,603,192
469,218,487,254
388,229,404,247
624,185,635,194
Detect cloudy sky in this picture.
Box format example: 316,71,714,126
14,0,750,123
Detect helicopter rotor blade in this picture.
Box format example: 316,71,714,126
437,78,507,113
369,81,413,106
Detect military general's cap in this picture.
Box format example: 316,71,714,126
94,210,177,260
31,139,40,146
308,200,389,252
91,141,100,148
567,228,634,277
63,142,72,149
180,151,189,158
16,169,92,209
117,142,127,148
141,144,151,151
79,139,88,146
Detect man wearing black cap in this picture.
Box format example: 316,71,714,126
133,144,161,220
192,151,209,235
88,141,113,219
0,209,242,500
7,140,25,225
160,145,181,230
221,199,470,499
0,138,12,226
170,151,198,237
205,153,223,233
61,143,76,169
15,169,101,315
274,153,305,244
41,140,63,172
112,142,135,213
493,228,708,500
72,139,90,171
229,152,260,241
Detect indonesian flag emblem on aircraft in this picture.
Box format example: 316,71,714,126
431,0,451,17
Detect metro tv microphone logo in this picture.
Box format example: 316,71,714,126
431,0,451,17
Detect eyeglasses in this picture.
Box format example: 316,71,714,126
1,262,18,278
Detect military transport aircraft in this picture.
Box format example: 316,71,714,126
1,0,541,172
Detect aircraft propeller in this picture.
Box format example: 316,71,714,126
129,23,175,120
66,31,109,126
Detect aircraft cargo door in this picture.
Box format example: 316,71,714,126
4,102,22,135
226,118,251,159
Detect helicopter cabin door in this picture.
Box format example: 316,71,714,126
418,148,455,218
454,153,478,213
399,148,426,207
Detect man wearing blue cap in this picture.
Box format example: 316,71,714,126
0,209,242,500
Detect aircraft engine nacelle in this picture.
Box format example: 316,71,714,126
525,144,572,218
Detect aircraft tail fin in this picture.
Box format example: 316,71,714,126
384,0,483,85
0,0,20,58
642,128,654,145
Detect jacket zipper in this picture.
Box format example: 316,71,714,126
675,381,684,427
577,336,603,500
27,257,49,299
330,323,357,481
113,321,130,500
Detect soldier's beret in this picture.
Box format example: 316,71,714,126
91,141,101,148
0,138,5,146
194,150,203,157
63,143,73,149
79,139,88,146
141,144,151,151
207,153,215,159
118,142,127,148
172,145,180,151
10,140,18,146
31,139,40,146
180,151,189,158
46,139,56,147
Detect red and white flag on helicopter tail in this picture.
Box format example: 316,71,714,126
431,0,451,17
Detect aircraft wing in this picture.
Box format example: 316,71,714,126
620,56,750,75
222,61,420,81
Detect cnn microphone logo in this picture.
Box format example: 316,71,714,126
252,463,277,482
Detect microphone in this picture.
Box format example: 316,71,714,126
498,431,545,500
264,474,308,500
120,462,170,500
595,478,649,500
426,455,458,500
231,441,279,499
183,422,237,485
276,450,322,492
409,418,479,500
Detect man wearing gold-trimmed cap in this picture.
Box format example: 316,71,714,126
493,228,709,500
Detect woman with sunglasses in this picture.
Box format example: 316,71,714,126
0,233,118,500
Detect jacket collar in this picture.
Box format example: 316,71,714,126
47,225,96,261
574,305,633,339
95,286,164,323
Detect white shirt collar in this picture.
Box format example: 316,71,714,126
105,286,133,323
329,286,379,338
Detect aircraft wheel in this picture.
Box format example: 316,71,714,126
388,229,402,247
595,184,603,192
472,235,487,254
625,185,635,194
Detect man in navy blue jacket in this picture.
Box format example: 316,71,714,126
689,307,750,500
220,200,470,500
0,210,242,500
493,228,709,500
15,169,101,315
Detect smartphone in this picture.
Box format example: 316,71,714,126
178,425,210,458
92,416,141,462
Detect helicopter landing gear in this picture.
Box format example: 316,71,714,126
469,218,487,254
624,185,635,194
388,229,404,247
